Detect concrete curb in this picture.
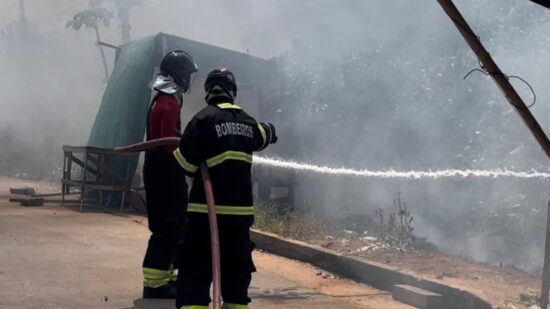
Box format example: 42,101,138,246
251,229,492,309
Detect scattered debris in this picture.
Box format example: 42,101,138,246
519,290,539,307
20,198,44,207
10,195,44,207
436,271,458,280
9,187,36,196
342,230,359,238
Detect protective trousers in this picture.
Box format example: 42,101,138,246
143,151,188,288
175,214,256,308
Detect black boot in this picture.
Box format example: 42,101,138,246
143,284,177,299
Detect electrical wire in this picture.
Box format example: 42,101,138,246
448,16,537,109
463,60,537,109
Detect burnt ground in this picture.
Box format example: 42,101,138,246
313,235,540,308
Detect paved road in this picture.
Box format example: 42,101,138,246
0,178,410,309
0,202,370,309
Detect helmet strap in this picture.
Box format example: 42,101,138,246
205,85,235,104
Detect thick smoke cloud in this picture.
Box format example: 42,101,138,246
261,0,550,272
2,0,550,272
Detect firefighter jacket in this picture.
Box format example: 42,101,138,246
173,102,276,217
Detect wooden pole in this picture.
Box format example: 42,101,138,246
19,0,28,43
541,201,550,309
528,0,550,10
113,0,132,43
201,164,222,309
436,0,550,159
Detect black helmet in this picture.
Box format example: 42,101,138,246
159,50,198,92
204,68,237,97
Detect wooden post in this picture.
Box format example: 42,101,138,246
436,0,550,159
62,152,67,205
541,201,550,309
528,0,550,10
80,150,88,212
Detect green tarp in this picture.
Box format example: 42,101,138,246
87,36,156,181
85,33,272,206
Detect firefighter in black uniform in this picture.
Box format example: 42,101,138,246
173,68,277,309
142,50,198,299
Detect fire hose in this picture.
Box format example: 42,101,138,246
115,137,222,309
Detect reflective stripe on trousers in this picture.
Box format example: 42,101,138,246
222,303,249,309
143,267,176,288
187,203,254,216
180,304,248,309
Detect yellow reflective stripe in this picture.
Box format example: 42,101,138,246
188,203,254,215
180,306,209,309
206,151,252,168
143,267,171,288
144,277,171,288
173,148,198,173
257,124,267,149
222,303,249,309
217,103,242,110
143,267,171,276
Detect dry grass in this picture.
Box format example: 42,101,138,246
254,203,336,241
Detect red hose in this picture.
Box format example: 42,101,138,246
115,139,222,308
200,163,222,309
114,137,180,153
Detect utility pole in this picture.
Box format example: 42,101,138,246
18,0,28,43
528,0,550,10
113,0,131,43
90,0,142,43
542,201,550,309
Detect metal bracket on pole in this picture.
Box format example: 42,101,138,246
437,0,550,159
96,40,120,51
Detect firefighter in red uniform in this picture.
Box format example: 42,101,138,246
173,68,277,309
142,50,198,299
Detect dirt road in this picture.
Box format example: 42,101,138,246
0,177,410,309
